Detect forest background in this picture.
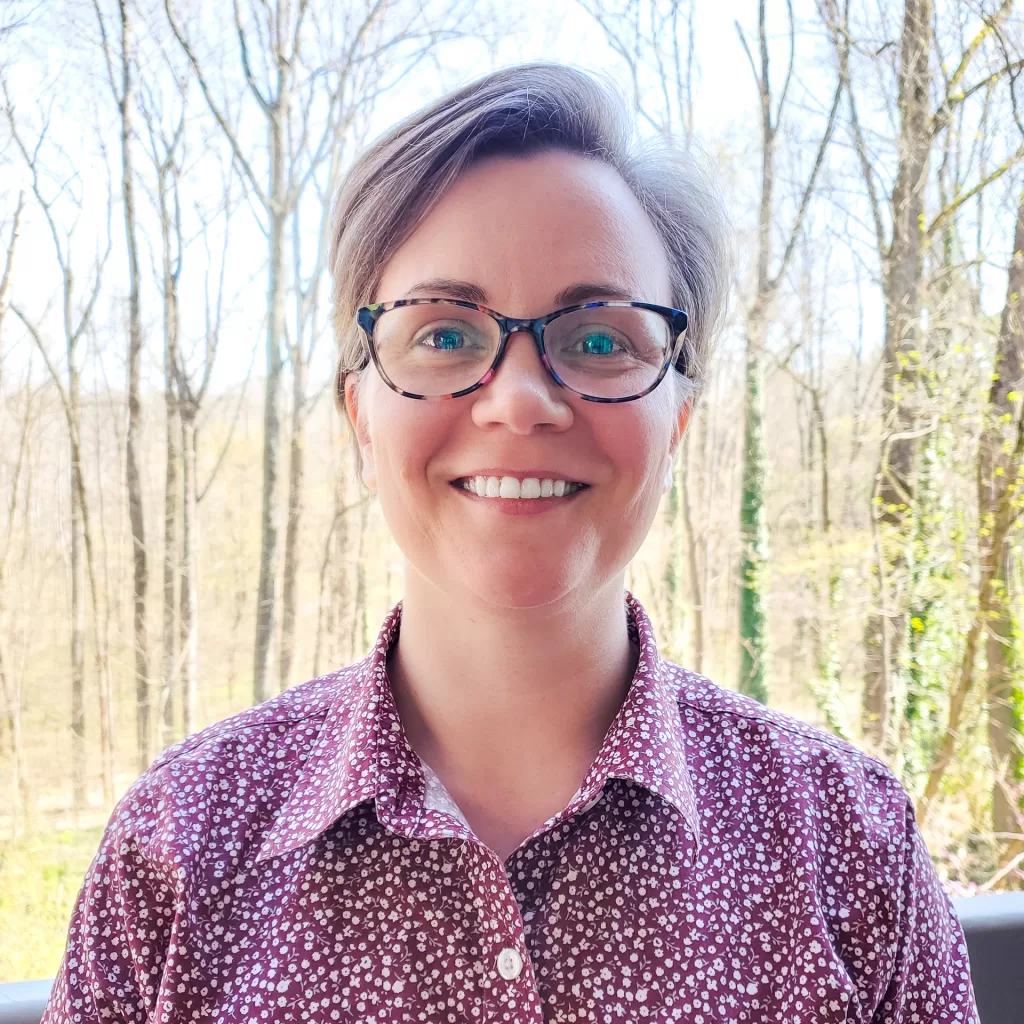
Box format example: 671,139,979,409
1,0,1024,982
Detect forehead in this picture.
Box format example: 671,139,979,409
374,150,673,310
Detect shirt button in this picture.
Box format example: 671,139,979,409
496,947,523,980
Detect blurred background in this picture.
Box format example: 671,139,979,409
1,0,1023,981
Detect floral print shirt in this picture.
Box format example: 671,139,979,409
44,594,977,1023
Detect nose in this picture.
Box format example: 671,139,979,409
470,329,574,434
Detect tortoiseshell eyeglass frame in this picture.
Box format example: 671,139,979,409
355,298,690,404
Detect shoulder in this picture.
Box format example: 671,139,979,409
151,665,359,771
104,662,369,868
662,661,910,842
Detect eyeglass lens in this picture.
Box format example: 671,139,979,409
371,303,673,399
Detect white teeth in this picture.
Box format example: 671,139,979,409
459,476,584,499
499,476,521,498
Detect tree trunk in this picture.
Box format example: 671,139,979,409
981,192,1024,838
118,0,149,771
161,259,180,748
681,415,705,673
986,549,1021,836
279,347,306,691
739,310,769,702
180,409,198,735
661,459,683,659
737,1,775,704
351,493,370,661
253,101,288,704
861,0,933,751
0,643,25,834
69,418,87,814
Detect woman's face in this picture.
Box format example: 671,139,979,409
346,149,689,611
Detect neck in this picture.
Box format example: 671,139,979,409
387,567,637,801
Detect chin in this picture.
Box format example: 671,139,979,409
453,547,601,612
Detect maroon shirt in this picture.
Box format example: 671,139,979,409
44,595,977,1023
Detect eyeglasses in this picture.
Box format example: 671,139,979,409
355,299,690,403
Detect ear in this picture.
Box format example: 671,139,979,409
343,372,377,491
669,399,692,457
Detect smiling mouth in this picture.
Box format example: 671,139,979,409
452,475,589,499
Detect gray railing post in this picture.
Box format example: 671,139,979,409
953,892,1024,1024
0,981,53,1024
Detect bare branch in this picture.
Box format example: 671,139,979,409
0,192,24,346
931,0,1018,137
774,0,796,129
232,0,272,114
735,19,761,95
163,0,268,206
824,0,887,256
90,0,120,103
926,143,1024,237
771,80,843,287
10,305,74,428
196,336,259,502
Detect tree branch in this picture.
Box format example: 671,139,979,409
0,192,24,345
770,78,843,288
232,0,272,114
774,0,796,129
163,0,268,206
931,0,1018,137
10,305,74,430
926,142,1024,237
735,19,761,95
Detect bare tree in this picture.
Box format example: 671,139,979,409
140,68,186,746
732,0,841,703
0,194,21,352
174,168,239,734
577,0,697,139
164,0,388,701
279,106,358,691
93,0,150,770
0,192,31,831
776,242,850,738
5,83,116,810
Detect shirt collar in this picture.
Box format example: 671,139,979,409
585,592,701,847
256,592,700,864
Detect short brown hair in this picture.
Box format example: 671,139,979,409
330,62,730,407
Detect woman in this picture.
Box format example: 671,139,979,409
44,64,975,1023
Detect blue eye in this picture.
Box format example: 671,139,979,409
581,332,616,355
430,329,464,350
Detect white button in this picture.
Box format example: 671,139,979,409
496,947,523,980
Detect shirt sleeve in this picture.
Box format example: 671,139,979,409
41,782,177,1024
872,802,979,1024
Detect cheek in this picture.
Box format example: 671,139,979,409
599,404,672,491
366,392,455,490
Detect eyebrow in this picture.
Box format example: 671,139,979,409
402,278,637,308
